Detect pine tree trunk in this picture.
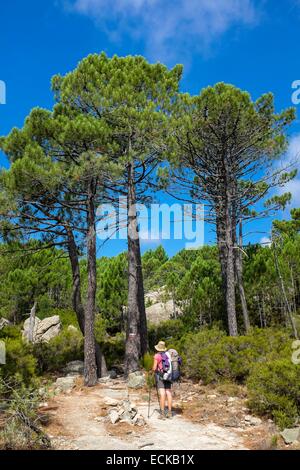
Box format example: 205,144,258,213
226,240,238,336
273,242,298,339
125,162,148,374
137,241,148,356
225,190,238,336
216,208,238,335
235,219,250,332
67,230,85,334
84,179,98,386
67,229,106,378
216,214,227,325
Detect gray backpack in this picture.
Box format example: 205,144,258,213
167,349,182,382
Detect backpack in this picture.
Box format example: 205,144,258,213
158,349,182,382
168,349,182,382
159,352,171,379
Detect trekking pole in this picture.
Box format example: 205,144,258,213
147,373,152,419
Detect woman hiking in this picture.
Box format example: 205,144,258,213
152,340,173,419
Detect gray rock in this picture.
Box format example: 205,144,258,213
120,412,134,423
23,315,61,343
280,428,300,444
146,300,180,325
0,318,11,330
55,376,76,393
109,409,120,424
227,397,238,404
98,375,112,384
64,360,84,376
127,371,146,389
244,415,262,426
103,397,120,406
108,370,118,379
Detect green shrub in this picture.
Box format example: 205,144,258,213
247,359,300,429
176,326,292,384
0,378,50,450
141,352,153,371
148,319,187,350
0,324,22,340
33,329,83,373
94,314,108,344
48,308,78,328
101,332,125,369
0,327,37,385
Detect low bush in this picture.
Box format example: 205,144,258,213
0,326,37,386
148,319,187,350
176,326,292,384
247,359,300,429
101,332,125,369
0,378,50,450
33,329,83,373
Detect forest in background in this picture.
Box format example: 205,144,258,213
0,53,300,448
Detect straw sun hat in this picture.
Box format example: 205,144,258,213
154,341,167,352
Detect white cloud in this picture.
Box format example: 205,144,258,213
260,236,271,247
65,0,259,62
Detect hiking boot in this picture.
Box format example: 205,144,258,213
158,411,166,420
165,411,173,419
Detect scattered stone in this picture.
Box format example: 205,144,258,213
64,360,84,376
280,428,300,445
224,416,241,427
108,370,118,379
98,376,112,384
106,399,146,426
127,371,146,389
55,376,76,393
244,415,262,426
207,394,217,399
0,318,11,330
227,397,238,404
38,402,49,409
23,315,61,343
103,397,120,407
109,409,120,425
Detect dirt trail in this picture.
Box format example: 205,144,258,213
45,378,272,450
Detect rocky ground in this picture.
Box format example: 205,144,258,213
40,371,289,451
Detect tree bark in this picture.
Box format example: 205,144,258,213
235,218,250,332
28,301,37,343
273,242,298,339
216,205,238,336
67,230,85,334
84,179,98,386
67,229,106,378
225,183,238,336
125,162,148,374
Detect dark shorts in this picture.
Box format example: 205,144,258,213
155,373,172,390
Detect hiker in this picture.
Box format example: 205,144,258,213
152,340,173,419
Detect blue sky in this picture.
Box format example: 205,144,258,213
0,0,300,257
